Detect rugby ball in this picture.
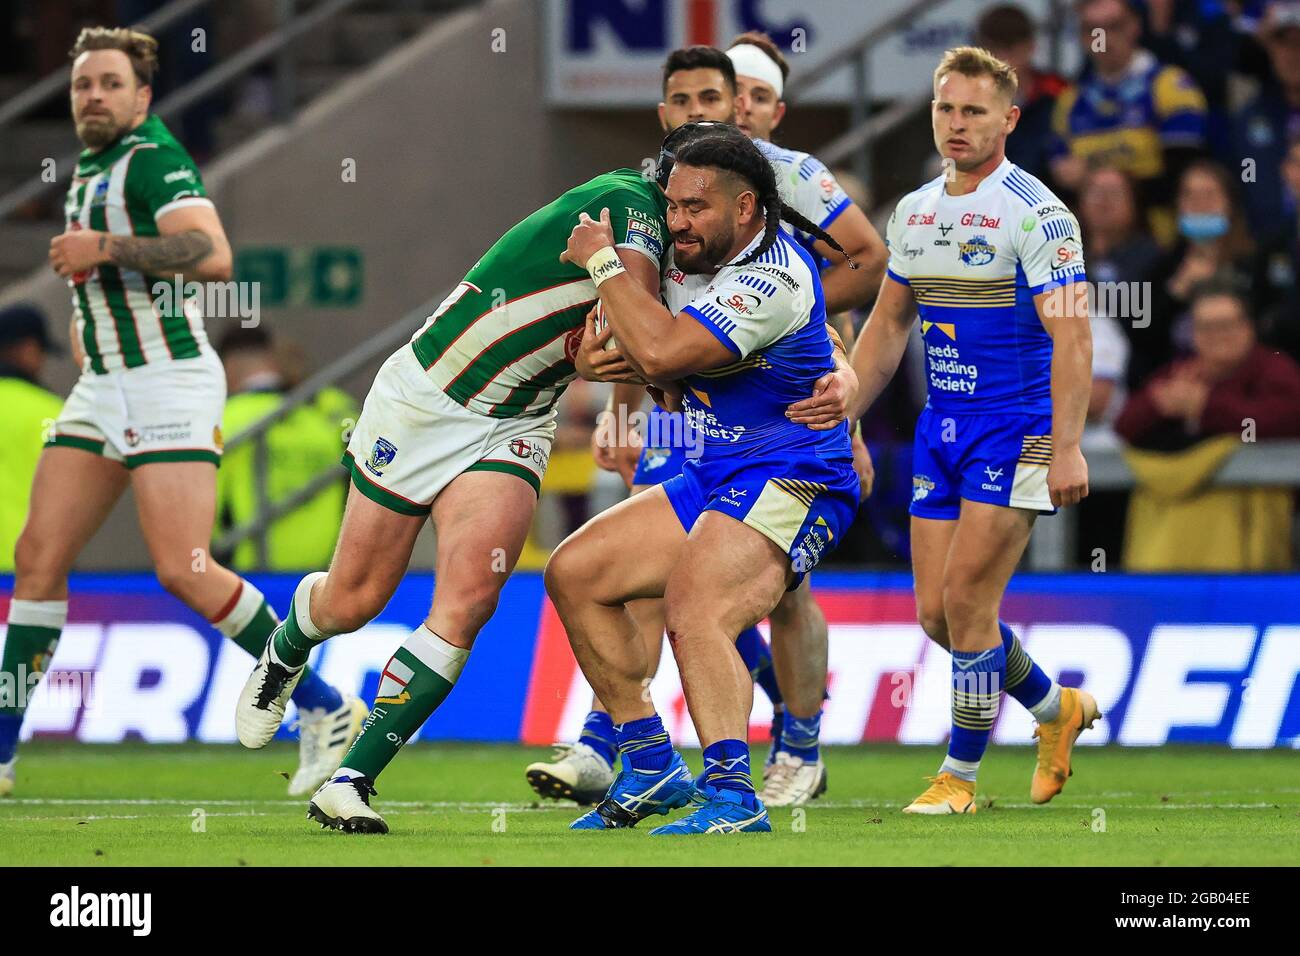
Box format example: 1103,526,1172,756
594,301,619,351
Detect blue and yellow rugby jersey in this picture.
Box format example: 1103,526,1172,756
1050,49,1207,180
884,157,1088,416
665,228,851,460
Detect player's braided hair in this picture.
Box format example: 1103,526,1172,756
658,123,857,270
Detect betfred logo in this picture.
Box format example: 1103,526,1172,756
961,212,1000,228
907,211,936,226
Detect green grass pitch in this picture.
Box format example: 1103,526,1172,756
1,742,1296,866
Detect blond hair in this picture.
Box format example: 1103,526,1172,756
933,46,1018,102
69,27,159,87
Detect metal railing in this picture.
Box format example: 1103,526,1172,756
1027,438,1300,570
210,290,448,565
0,0,368,222
783,0,958,185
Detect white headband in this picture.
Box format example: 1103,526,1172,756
727,43,784,98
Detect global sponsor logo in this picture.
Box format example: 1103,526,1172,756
960,211,1000,228
665,267,686,285
906,211,936,226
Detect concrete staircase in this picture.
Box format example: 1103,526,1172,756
0,0,476,290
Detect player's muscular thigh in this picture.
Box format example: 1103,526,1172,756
664,513,789,642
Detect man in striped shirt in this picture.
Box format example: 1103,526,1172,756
0,28,362,800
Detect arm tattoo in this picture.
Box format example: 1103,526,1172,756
106,229,214,275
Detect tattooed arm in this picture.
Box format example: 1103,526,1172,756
50,204,233,283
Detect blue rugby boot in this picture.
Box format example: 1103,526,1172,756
649,784,772,835
569,750,696,830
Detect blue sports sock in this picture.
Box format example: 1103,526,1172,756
736,627,784,707
999,621,1056,715
781,709,822,763
290,668,344,713
614,714,673,773
945,644,1006,779
0,713,20,764
578,710,617,766
701,738,757,807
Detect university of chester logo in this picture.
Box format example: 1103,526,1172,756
509,439,533,459
365,437,397,476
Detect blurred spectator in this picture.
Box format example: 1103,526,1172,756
1232,2,1300,240
1250,138,1300,358
1142,159,1256,386
1078,163,1162,289
0,305,64,573
214,326,357,571
976,3,1068,183
1140,0,1238,119
1116,282,1300,570
1051,0,1208,244
1115,280,1300,450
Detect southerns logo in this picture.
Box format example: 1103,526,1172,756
50,885,151,936
958,235,996,266
624,217,664,259
718,292,761,316
912,474,936,502
1036,203,1068,219
366,437,397,476
753,265,800,291
960,212,1000,228
907,211,936,226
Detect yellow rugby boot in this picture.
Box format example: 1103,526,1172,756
1030,687,1101,804
902,772,977,814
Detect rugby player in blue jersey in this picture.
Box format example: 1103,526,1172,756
546,126,859,833
526,42,883,810
849,47,1100,814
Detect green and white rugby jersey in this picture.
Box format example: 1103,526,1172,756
410,168,669,418
64,114,213,374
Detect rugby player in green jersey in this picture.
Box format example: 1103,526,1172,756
0,28,360,800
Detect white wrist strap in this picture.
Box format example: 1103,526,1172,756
586,246,626,288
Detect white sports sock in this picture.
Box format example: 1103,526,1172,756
210,580,266,638
939,756,980,782
1029,684,1063,723
6,599,68,629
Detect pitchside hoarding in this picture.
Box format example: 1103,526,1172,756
543,0,1080,106
3,572,1298,749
